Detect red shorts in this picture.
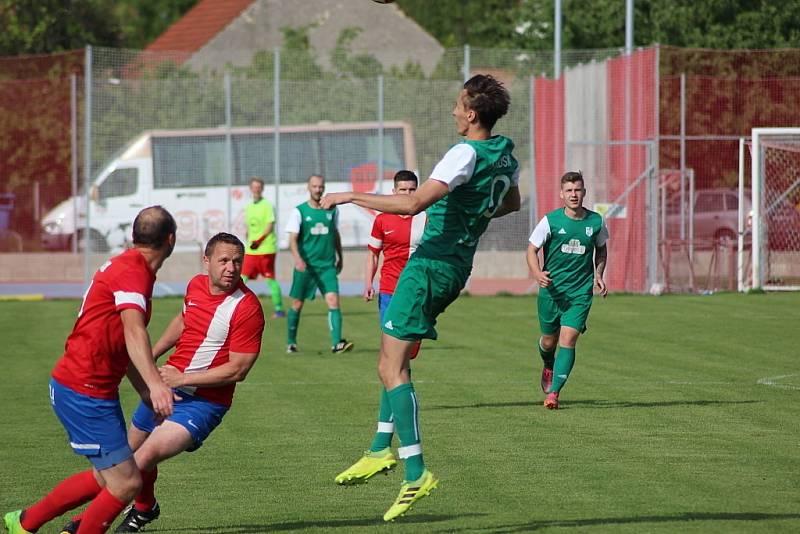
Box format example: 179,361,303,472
242,253,276,279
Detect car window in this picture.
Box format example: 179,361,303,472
695,193,723,213
726,194,738,211
99,168,138,199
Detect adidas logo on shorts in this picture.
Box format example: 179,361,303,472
384,320,394,330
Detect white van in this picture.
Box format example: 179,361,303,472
41,121,417,252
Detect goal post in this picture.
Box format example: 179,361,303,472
748,127,800,291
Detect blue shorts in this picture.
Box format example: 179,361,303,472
131,392,228,452
378,292,393,325
49,378,133,470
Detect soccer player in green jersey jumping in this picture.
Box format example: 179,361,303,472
242,177,285,318
527,171,609,410
321,74,521,521
285,174,353,354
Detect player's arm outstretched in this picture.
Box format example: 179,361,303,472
160,351,259,388
152,310,185,360
321,178,449,215
121,309,175,417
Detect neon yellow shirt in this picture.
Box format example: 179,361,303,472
245,199,277,254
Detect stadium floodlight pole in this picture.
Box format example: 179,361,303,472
554,0,561,78
83,45,92,287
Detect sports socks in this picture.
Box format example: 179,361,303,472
78,488,127,534
328,308,342,346
387,382,425,482
550,346,576,393
21,470,101,531
267,278,284,312
538,339,556,369
370,387,394,452
134,467,158,512
287,308,300,344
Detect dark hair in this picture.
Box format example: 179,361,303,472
204,232,245,258
462,74,510,130
250,177,264,186
560,170,585,186
308,174,325,183
132,206,176,249
393,170,418,187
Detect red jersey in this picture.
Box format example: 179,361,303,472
168,275,265,408
368,212,427,294
52,248,155,399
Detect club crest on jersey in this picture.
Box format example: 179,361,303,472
310,222,330,235
586,227,594,237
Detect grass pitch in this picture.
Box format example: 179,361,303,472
1,292,799,533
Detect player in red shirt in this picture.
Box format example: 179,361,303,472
60,232,265,534
4,206,177,534
335,171,426,484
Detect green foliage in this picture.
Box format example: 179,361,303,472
1,294,800,532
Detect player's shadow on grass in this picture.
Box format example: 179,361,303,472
448,511,800,533
164,513,486,532
429,399,760,410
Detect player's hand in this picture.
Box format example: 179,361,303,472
535,270,552,288
249,240,262,250
363,285,374,301
159,364,185,388
320,192,353,210
148,380,175,418
294,258,307,272
594,275,608,297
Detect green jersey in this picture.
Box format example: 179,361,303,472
530,207,609,299
286,202,339,269
245,198,277,254
415,136,519,267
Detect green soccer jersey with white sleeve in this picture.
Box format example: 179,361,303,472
415,135,519,268
285,202,338,270
529,208,609,299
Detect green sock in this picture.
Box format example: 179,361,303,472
328,308,342,346
267,278,284,312
369,387,394,452
387,382,424,481
538,339,556,369
287,309,300,345
550,346,576,393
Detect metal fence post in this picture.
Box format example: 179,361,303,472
224,73,232,232
83,45,92,287
378,74,384,194
273,47,281,261
528,75,537,233
71,73,78,254
463,44,470,83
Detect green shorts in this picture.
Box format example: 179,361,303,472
537,292,593,335
381,256,470,341
289,266,339,300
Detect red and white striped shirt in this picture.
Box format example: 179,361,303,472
368,212,427,294
168,275,265,407
52,248,155,399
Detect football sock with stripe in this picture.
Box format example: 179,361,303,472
267,278,284,313
328,308,343,346
370,387,394,452
538,339,556,369
287,308,300,344
20,469,101,531
387,382,425,481
550,346,576,393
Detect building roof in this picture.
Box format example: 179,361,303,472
146,0,254,54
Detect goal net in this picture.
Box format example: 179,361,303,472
742,128,800,290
